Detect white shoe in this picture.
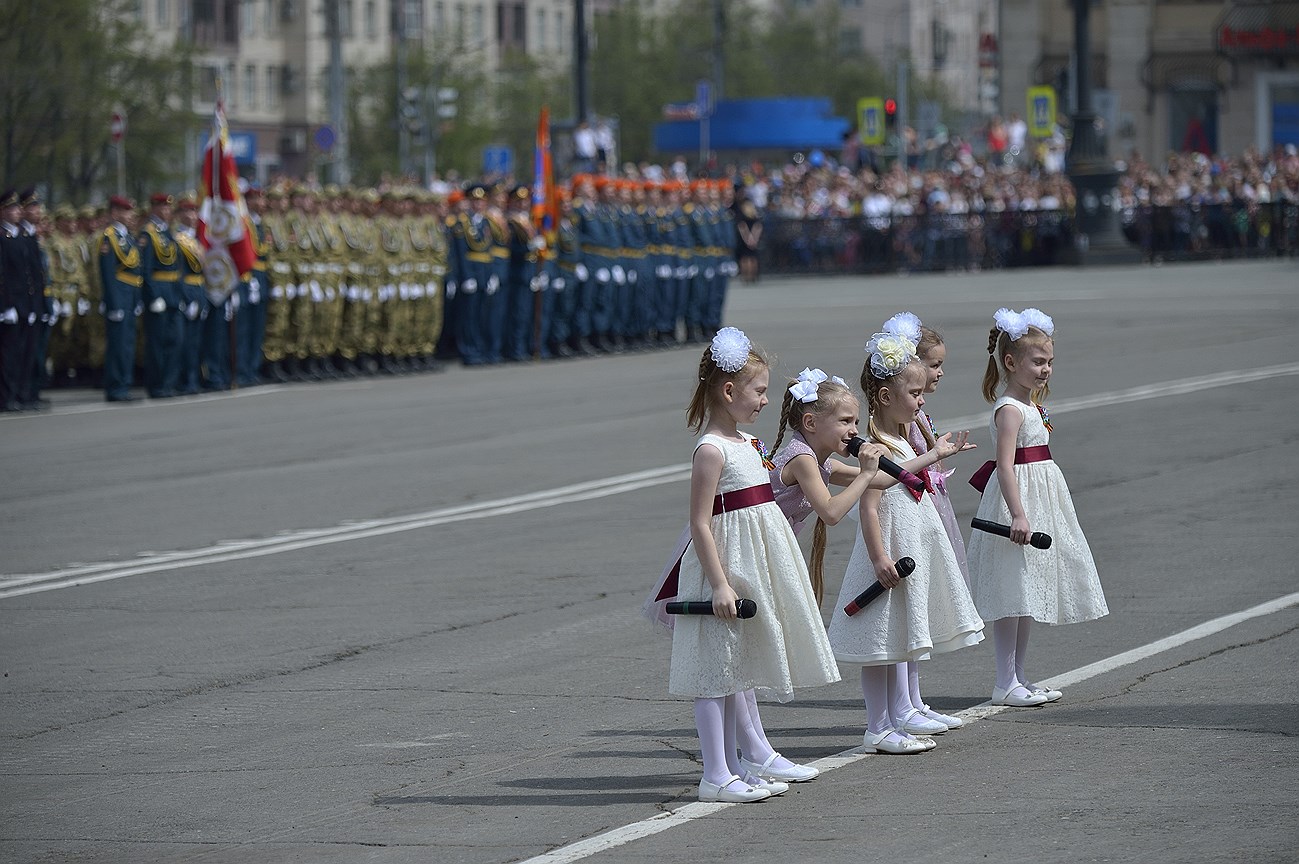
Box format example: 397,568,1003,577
900,707,948,735
992,684,1048,707
1027,683,1063,702
740,772,789,796
920,704,964,729
863,728,930,754
698,775,771,803
739,752,820,782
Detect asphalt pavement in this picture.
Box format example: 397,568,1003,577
1,259,1297,863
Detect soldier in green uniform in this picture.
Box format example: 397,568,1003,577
409,191,446,371
284,186,319,380
261,186,293,382
314,186,346,377
46,205,86,383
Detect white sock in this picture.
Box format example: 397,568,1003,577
1014,616,1033,686
907,661,925,711
694,696,734,787
993,617,1022,692
735,688,799,771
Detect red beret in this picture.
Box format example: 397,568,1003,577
109,195,134,211
150,192,174,206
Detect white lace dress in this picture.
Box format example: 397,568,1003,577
966,396,1109,624
827,434,984,665
669,433,841,702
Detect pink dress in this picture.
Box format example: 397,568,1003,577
908,415,970,585
769,432,831,534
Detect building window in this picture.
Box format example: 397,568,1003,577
536,7,545,51
454,3,465,47
434,1,445,33
266,66,280,108
264,0,274,33
513,2,524,45
472,3,483,44
156,0,169,27
405,0,423,35
245,63,257,107
365,0,376,38
838,26,860,56
128,0,143,20
556,9,564,55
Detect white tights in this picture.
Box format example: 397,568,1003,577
861,664,920,744
694,695,742,786
732,689,800,773
994,615,1035,692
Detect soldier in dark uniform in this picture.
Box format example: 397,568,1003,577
503,184,538,361
138,192,183,397
1,188,40,411
97,195,142,402
19,188,54,408
547,186,580,358
172,196,207,395
239,186,271,386
435,188,465,362
454,183,493,366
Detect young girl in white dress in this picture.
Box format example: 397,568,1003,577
665,328,841,803
879,312,975,734
827,332,984,754
967,308,1108,707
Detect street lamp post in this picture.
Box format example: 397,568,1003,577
1065,0,1126,260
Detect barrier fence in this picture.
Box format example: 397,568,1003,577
756,202,1298,275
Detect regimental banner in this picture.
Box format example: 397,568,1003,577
858,97,885,146
1027,86,1057,138
198,100,256,298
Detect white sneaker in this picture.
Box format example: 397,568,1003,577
900,707,948,735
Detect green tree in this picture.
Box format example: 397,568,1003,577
0,0,195,202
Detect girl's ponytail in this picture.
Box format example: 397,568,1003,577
808,518,828,605
981,326,1003,403
770,388,795,456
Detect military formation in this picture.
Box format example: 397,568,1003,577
0,176,739,407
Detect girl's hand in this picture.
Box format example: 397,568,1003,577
934,431,976,459
1009,514,1031,545
711,582,740,620
873,557,901,589
856,442,887,472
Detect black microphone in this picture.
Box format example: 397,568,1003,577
666,598,758,619
846,436,926,492
843,557,915,616
971,517,1052,550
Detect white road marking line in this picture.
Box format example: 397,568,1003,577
517,589,1299,864
2,362,1297,601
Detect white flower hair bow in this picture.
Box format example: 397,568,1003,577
881,311,922,344
797,367,828,385
994,307,1054,342
709,326,751,372
865,332,917,379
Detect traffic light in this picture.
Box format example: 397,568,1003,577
884,97,898,131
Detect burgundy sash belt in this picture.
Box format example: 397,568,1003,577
713,483,775,515
968,445,1053,494
655,483,775,602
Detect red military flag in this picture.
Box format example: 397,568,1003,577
198,98,256,297
531,105,559,253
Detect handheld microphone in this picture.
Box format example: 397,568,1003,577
843,557,915,616
666,598,758,619
846,436,926,492
970,517,1052,550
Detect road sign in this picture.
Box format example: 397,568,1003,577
110,112,125,143
857,97,885,146
482,144,513,176
695,80,712,117
1027,85,1057,138
314,125,336,152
